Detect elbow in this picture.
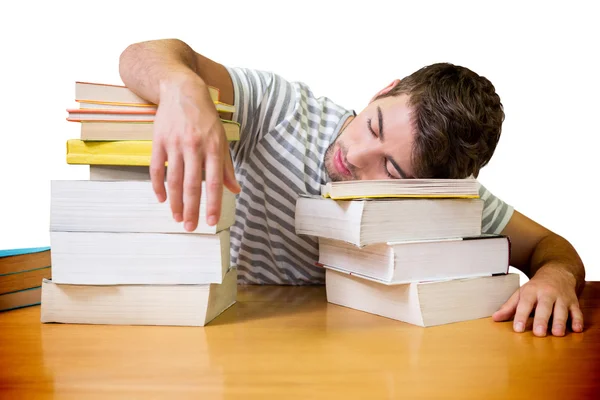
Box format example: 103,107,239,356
121,38,189,57
118,39,194,78
118,41,142,82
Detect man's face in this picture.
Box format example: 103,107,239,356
325,93,416,182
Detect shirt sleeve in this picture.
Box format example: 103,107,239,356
479,182,514,234
225,66,296,162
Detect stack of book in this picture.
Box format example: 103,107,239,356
295,179,520,327
40,82,239,326
0,247,51,312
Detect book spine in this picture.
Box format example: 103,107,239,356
505,235,511,274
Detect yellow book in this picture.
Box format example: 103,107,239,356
321,179,480,200
67,140,154,166
67,120,239,166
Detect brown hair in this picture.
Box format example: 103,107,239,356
376,63,504,178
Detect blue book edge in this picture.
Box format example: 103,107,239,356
0,246,51,258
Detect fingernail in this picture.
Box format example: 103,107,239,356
552,325,565,336
207,216,217,226
184,221,195,231
574,323,583,332
174,213,183,222
535,325,546,336
514,322,524,332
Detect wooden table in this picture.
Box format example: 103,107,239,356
1,282,599,399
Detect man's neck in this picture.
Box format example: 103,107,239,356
340,115,355,132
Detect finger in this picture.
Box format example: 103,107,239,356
182,146,204,232
150,140,167,203
493,288,520,322
532,296,555,337
570,303,584,333
512,290,537,333
551,301,569,337
204,138,224,226
223,147,241,194
166,151,184,222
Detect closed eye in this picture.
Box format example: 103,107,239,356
368,118,397,179
384,159,397,179
367,118,378,139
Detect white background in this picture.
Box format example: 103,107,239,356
1,1,598,281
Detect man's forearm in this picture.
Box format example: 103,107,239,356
118,39,200,104
529,233,586,294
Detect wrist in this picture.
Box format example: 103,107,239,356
158,69,205,101
537,263,578,288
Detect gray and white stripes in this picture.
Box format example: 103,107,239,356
225,67,514,285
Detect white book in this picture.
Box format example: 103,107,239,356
51,180,236,234
318,235,510,284
40,268,237,327
89,165,161,181
49,230,230,285
295,196,483,247
326,269,520,327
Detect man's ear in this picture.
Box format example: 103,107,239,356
369,79,401,103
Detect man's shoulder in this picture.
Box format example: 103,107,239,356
226,66,352,118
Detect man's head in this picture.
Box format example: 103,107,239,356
324,62,504,181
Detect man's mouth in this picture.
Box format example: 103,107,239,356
334,147,353,178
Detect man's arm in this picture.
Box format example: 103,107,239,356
119,39,234,106
492,210,585,336
119,39,239,231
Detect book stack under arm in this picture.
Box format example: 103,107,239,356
295,179,520,327
64,80,240,173
39,82,239,326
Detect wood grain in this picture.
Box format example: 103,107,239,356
0,282,598,399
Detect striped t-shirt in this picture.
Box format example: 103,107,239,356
225,66,514,285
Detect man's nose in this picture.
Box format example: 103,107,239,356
346,143,380,173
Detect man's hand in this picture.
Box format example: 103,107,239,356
493,264,584,337
152,73,241,231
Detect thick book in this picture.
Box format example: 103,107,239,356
76,119,240,141
75,81,222,107
326,269,519,327
49,230,231,285
50,180,236,234
321,178,480,200
40,268,237,327
318,235,510,284
295,196,483,246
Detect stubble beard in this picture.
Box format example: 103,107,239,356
324,141,340,182
324,139,355,182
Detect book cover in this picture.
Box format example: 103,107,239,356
0,247,51,258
